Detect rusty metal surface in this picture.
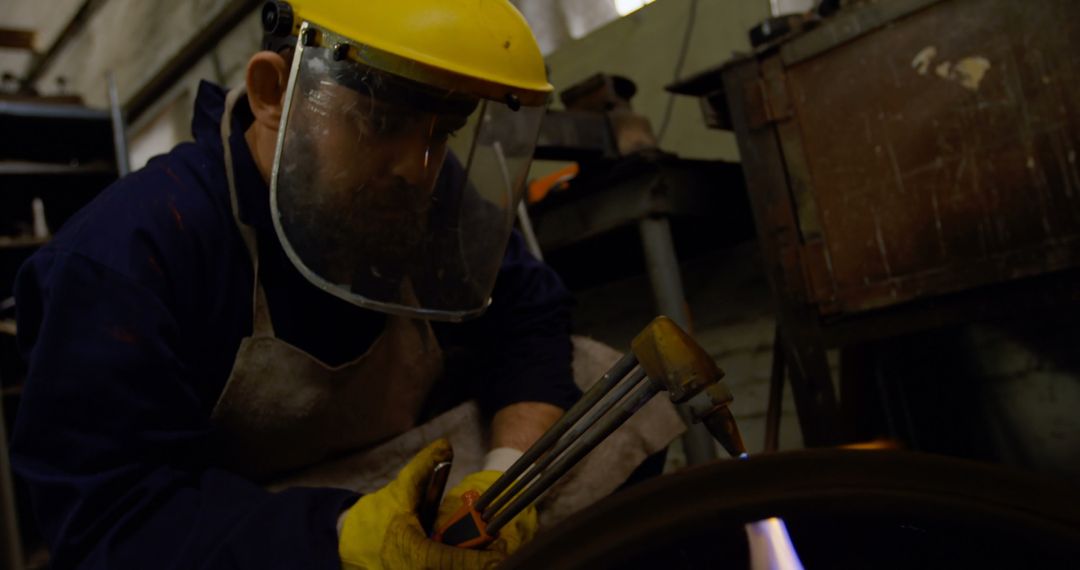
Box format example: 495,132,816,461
723,59,840,447
534,110,617,162
779,0,944,66
776,0,1080,316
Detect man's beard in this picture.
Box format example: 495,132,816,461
290,178,432,295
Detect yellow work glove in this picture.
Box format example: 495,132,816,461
339,439,504,570
435,470,540,557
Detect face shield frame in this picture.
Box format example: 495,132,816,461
269,21,550,322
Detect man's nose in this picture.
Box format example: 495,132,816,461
387,129,437,188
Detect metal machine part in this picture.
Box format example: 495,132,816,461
501,450,1080,569
534,73,658,162
436,316,744,546
669,0,1080,448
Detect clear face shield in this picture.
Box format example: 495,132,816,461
270,23,547,321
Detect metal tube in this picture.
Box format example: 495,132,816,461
475,352,639,511
638,217,718,465
107,72,130,177
1,384,24,570
638,217,689,327
765,327,785,453
482,367,648,520
485,380,662,535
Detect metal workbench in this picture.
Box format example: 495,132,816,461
671,0,1080,446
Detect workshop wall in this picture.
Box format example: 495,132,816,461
125,11,262,169
0,0,84,96
13,0,264,170
542,0,770,162
31,0,258,110
15,0,771,169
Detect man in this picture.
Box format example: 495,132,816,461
11,1,581,567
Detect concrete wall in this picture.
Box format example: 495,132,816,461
14,0,770,169
0,0,85,95
30,0,257,110
7,0,770,164
773,0,816,14
125,10,263,169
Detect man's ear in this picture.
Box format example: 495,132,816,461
246,51,290,129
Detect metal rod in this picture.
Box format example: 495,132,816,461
765,326,785,453
482,367,648,520
1,374,25,570
485,380,662,535
475,351,639,511
638,216,718,465
107,72,130,177
638,217,689,328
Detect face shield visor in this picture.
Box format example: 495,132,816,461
270,23,548,321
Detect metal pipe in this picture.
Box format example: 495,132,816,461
1,383,24,570
485,380,662,535
638,216,718,465
482,367,648,520
107,72,130,177
765,326,785,453
475,351,639,511
638,217,688,327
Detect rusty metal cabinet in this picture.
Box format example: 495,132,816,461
674,0,1080,445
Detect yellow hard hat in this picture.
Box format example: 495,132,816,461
261,0,553,106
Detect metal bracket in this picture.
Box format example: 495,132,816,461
744,74,792,130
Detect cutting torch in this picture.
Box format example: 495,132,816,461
431,315,747,548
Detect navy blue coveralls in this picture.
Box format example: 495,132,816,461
11,82,579,569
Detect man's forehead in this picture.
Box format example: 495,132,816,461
322,64,482,117
328,83,467,117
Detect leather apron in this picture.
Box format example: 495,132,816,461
210,87,443,482
210,88,686,529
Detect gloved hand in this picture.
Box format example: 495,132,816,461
339,439,504,570
435,470,540,556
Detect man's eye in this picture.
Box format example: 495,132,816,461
433,128,459,141
433,119,467,140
